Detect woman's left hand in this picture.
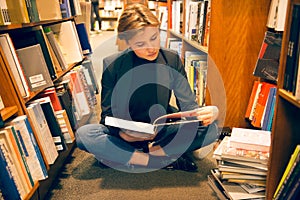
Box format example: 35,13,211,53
195,106,219,126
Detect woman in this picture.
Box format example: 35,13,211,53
76,4,219,173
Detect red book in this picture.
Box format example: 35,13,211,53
245,81,259,119
38,87,63,111
251,82,276,128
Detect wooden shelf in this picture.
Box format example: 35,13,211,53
0,106,18,121
0,17,75,32
278,89,300,109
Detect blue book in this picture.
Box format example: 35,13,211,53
76,23,92,55
23,116,48,180
262,87,276,130
0,142,21,200
267,88,277,131
60,0,72,18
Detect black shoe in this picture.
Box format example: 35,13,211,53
164,155,198,172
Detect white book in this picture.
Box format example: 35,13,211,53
105,108,204,135
229,128,271,152
48,20,83,65
10,115,48,181
0,34,30,98
26,102,58,165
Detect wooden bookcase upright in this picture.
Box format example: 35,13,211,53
166,0,271,128
0,18,82,200
266,0,300,199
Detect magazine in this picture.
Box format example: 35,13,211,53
104,108,204,134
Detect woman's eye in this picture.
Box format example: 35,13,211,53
151,35,157,41
136,43,144,47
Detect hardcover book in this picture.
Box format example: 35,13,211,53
229,127,271,153
26,102,58,165
32,97,67,152
253,31,282,82
0,34,30,98
0,141,21,200
10,115,48,181
16,44,54,92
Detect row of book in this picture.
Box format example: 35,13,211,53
184,51,208,106
0,19,93,100
272,145,300,200
166,39,208,106
0,0,82,25
171,0,211,47
208,127,271,199
245,80,277,130
0,55,98,200
282,4,300,101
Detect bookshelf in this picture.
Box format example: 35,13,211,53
99,0,124,30
166,0,270,128
0,1,97,199
266,0,300,199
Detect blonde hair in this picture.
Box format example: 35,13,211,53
117,4,160,41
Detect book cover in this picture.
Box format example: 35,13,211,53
60,0,72,18
0,34,30,98
210,168,266,199
38,87,63,112
55,80,78,130
273,145,300,199
32,96,67,152
284,4,300,92
10,26,58,80
55,109,75,144
251,82,276,128
197,0,208,45
10,115,48,181
213,136,269,165
35,0,62,21
207,175,229,200
0,128,31,197
253,31,282,82
25,0,40,23
47,20,83,65
75,23,92,55
81,58,99,94
44,29,68,71
245,81,259,119
261,87,277,131
16,44,54,92
66,70,90,118
5,126,35,188
292,21,300,99
26,102,58,165
0,140,22,200
6,0,30,24
229,127,271,153
0,0,11,25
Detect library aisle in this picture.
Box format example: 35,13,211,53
46,31,218,200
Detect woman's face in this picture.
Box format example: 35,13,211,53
127,26,160,61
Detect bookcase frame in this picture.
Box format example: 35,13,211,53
165,0,300,198
0,17,86,200
266,0,300,198
166,0,271,128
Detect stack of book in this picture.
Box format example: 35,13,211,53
208,127,271,199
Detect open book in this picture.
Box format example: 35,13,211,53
105,108,204,135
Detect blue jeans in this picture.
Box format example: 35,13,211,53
76,121,219,165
